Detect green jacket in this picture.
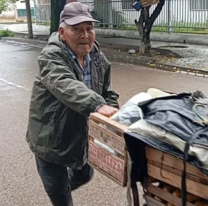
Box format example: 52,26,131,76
26,32,119,168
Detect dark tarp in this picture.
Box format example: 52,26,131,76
124,92,208,206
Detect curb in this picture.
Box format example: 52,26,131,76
1,22,208,45
95,29,208,46
2,37,208,77
1,37,47,48
105,53,208,78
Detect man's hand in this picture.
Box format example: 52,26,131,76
97,105,118,117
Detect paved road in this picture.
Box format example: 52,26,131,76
0,40,207,206
1,23,208,72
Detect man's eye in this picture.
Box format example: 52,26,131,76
74,27,80,32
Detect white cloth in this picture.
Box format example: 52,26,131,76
127,119,208,170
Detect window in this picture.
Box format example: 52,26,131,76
190,0,208,10
122,0,133,10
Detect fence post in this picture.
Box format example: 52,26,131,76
33,0,37,24
167,0,172,33
108,0,113,29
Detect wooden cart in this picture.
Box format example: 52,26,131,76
88,113,128,186
144,147,208,206
88,113,208,206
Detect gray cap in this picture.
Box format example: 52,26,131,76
60,2,99,25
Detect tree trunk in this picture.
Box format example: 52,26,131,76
135,7,151,55
50,0,78,34
50,0,67,34
135,0,165,55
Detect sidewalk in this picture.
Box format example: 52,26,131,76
1,23,208,76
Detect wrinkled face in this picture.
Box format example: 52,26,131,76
59,22,95,57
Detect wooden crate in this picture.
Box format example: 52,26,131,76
141,0,160,7
144,147,208,205
88,113,128,186
144,183,197,206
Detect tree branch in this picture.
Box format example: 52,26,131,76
147,0,165,33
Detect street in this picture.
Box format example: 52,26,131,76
0,40,207,206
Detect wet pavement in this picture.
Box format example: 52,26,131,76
96,36,208,73
0,40,208,206
0,23,50,36
1,23,208,73
157,44,208,72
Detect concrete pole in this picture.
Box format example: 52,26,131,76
167,0,172,34
25,0,33,39
108,0,113,29
33,0,37,24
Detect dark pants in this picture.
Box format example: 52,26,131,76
35,155,94,206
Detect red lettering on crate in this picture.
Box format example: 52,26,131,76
89,141,124,179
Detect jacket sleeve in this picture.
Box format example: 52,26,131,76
37,48,107,116
102,64,119,109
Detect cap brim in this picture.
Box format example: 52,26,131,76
64,16,99,25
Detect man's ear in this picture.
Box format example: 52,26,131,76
58,27,65,41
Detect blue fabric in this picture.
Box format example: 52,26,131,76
66,46,92,89
132,1,142,11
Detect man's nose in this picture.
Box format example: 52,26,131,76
80,30,89,38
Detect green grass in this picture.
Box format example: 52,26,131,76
98,21,208,34
36,21,50,26
152,26,208,34
152,21,208,34
0,29,15,38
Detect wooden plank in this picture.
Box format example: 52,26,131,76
89,113,127,133
141,0,160,7
145,195,166,206
89,120,126,155
88,162,126,186
146,147,208,181
149,160,208,185
147,164,208,200
142,0,159,4
145,183,195,206
88,140,126,186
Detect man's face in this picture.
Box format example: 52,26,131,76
59,22,95,57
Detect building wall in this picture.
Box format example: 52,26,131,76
16,0,34,9
0,3,16,19
16,0,35,18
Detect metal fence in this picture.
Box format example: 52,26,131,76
34,0,208,33
80,0,208,33
34,0,51,24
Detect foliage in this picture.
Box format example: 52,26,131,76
0,0,7,14
91,2,126,28
134,0,165,55
0,0,18,14
0,29,14,38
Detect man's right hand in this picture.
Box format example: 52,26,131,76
97,105,118,117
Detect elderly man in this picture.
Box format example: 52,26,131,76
26,2,119,206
